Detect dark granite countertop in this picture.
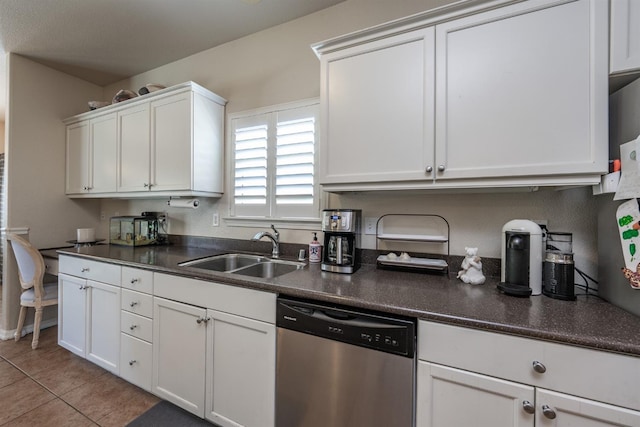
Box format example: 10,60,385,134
57,244,640,357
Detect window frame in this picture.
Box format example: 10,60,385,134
226,98,324,229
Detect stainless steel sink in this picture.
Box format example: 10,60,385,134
179,253,305,278
179,253,267,272
232,261,304,279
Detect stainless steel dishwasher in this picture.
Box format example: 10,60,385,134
276,297,416,427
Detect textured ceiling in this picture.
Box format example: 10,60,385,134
0,0,345,121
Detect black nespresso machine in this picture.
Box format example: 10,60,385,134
498,219,543,296
321,209,361,274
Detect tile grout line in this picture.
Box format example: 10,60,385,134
0,348,98,426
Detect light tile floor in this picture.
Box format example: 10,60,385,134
0,326,159,426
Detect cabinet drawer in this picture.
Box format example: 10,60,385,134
122,267,153,294
419,320,640,411
59,255,120,285
153,272,276,323
121,289,153,318
43,257,59,276
120,333,152,392
121,311,153,342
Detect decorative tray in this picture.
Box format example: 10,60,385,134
376,254,448,272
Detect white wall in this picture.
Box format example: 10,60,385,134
96,0,600,280
1,53,104,334
0,121,5,154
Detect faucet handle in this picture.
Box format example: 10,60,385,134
271,224,279,239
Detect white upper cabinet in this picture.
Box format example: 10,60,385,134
313,0,609,192
318,28,435,187
64,82,227,198
66,113,117,194
610,0,640,75
117,103,151,192
435,0,608,184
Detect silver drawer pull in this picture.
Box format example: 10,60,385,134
129,360,137,366
130,278,139,284
130,301,139,308
81,267,90,272
532,360,546,374
542,405,556,419
522,400,535,414
129,325,138,331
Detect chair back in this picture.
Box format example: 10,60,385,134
7,233,46,294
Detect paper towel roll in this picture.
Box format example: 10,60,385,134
77,228,96,243
167,199,200,209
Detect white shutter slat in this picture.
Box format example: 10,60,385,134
276,116,315,206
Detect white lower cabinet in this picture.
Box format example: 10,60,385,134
152,273,276,427
152,297,207,415
417,362,535,427
58,273,121,374
205,310,275,427
120,267,154,391
417,321,640,427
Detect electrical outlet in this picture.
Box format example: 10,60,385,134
212,211,220,227
100,211,106,220
364,217,378,235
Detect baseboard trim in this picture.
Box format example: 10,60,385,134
0,318,57,341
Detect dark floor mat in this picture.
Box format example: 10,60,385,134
126,400,215,427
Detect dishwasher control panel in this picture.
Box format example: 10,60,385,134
277,297,415,357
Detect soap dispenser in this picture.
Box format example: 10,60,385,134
309,232,322,263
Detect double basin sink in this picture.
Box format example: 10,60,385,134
179,253,305,279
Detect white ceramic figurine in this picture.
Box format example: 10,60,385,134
457,247,486,285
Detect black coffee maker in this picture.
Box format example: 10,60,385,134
498,220,543,296
321,209,361,274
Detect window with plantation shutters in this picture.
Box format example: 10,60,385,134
229,100,320,220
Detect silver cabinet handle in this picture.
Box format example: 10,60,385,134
130,278,139,284
81,267,90,272
425,166,433,173
130,301,138,308
196,317,211,324
437,164,446,172
79,285,87,290
532,360,546,374
522,400,535,414
541,405,556,419
129,360,137,366
129,325,137,331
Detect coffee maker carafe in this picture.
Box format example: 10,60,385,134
498,219,543,296
321,209,361,274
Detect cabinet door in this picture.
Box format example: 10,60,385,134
610,0,640,74
118,103,151,192
90,113,117,193
435,0,608,182
536,389,640,426
85,280,121,374
58,274,87,356
151,92,193,192
320,27,435,186
417,361,535,427
65,121,90,194
153,297,207,417
205,310,275,427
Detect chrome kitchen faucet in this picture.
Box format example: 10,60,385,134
252,224,280,258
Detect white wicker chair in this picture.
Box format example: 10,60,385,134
7,233,58,349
